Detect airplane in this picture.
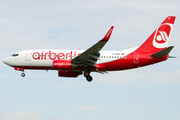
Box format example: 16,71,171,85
3,16,176,82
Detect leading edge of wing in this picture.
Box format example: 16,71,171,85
72,26,114,66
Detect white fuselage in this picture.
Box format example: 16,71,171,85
3,47,138,68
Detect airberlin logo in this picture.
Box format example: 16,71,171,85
153,23,172,48
32,51,81,60
156,31,168,43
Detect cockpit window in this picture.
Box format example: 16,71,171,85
11,54,19,57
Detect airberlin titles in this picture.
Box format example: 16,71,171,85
32,51,81,60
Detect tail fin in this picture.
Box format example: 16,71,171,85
135,16,176,53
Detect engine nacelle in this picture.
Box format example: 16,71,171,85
58,70,78,77
53,60,77,70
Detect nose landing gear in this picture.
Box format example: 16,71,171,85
21,72,25,77
84,69,93,82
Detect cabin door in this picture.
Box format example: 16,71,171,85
134,53,139,64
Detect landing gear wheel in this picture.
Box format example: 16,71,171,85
21,73,25,77
84,69,90,77
86,75,93,82
84,69,93,82
84,71,89,77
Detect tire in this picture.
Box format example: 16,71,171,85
21,73,25,77
86,75,93,82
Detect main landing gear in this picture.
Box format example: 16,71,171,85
84,69,93,82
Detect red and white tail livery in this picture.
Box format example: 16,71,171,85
136,16,175,53
3,16,176,82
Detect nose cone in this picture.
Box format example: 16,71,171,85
3,58,10,65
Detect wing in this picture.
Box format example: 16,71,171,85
72,26,114,67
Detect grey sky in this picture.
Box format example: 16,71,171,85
0,0,180,120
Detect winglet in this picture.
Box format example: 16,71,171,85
101,26,114,41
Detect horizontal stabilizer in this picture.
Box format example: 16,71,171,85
151,46,174,58
168,56,176,58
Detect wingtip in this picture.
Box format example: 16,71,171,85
101,26,114,41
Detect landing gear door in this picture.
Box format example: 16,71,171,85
25,51,30,61
134,53,139,64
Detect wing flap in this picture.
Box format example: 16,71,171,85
97,71,109,74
